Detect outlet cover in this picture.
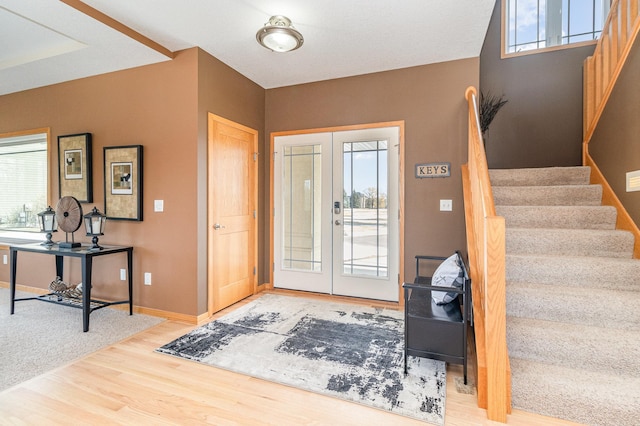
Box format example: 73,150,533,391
2,254,6,265
154,200,164,212
144,272,152,285
440,199,453,211
120,269,126,281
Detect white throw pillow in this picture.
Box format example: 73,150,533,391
431,253,464,305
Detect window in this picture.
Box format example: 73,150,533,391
504,0,611,55
0,130,49,237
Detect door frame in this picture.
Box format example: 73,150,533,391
207,113,258,316
269,121,405,303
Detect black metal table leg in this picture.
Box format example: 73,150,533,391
82,257,93,332
55,254,63,280
9,248,17,314
127,248,133,315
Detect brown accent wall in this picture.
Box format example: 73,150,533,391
480,0,595,169
265,59,479,283
1,48,475,312
0,47,265,316
589,36,640,226
196,49,265,313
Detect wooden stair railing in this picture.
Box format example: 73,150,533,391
583,0,640,258
461,86,511,423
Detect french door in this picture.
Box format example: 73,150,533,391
273,126,399,301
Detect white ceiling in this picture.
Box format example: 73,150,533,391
0,0,496,96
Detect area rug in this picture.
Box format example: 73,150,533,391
157,293,446,424
0,288,165,391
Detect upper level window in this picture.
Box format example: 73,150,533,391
0,131,49,236
504,0,611,55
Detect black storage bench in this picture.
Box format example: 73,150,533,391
403,251,471,384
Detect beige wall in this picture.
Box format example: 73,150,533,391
196,49,265,314
0,47,264,316
265,58,479,283
590,37,640,227
1,48,477,314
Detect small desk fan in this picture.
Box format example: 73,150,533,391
56,196,83,248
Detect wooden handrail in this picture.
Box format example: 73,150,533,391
584,0,640,146
584,0,640,258
462,86,510,422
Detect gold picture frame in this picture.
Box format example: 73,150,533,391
104,145,143,221
58,133,92,202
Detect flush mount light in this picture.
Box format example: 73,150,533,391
256,15,304,53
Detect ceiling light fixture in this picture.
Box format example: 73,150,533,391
256,15,304,53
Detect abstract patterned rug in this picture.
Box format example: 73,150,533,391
157,294,446,424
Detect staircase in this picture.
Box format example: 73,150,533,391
489,166,640,426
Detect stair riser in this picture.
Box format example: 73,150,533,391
510,359,639,426
497,205,618,229
494,185,602,206
490,166,591,187
507,320,640,376
506,283,640,329
506,255,640,289
493,166,640,426
506,230,634,258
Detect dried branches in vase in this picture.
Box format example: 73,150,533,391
479,91,508,143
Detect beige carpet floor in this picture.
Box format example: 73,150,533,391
0,288,164,391
491,166,640,426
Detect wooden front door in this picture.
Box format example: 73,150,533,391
207,113,257,314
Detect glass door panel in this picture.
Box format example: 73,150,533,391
342,140,388,277
282,145,322,271
332,127,399,302
273,133,332,294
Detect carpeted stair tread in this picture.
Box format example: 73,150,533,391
506,281,640,330
493,184,602,206
489,166,591,186
509,358,640,426
496,205,618,229
490,165,640,425
507,316,640,376
506,254,640,290
506,228,634,258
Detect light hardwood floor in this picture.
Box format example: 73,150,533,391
0,290,581,425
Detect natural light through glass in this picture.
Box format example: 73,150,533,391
0,134,47,233
282,145,322,271
506,0,609,54
342,140,388,277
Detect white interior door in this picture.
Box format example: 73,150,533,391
273,126,399,302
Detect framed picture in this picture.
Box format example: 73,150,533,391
58,133,92,202
104,145,143,221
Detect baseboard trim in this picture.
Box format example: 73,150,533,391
585,154,640,258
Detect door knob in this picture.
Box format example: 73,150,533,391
213,223,225,230
335,220,341,225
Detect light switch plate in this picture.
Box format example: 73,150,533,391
626,170,640,192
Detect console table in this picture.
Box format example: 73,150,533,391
9,243,133,332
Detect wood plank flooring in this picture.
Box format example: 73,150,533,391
0,290,581,425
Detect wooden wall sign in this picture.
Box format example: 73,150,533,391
415,162,450,178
